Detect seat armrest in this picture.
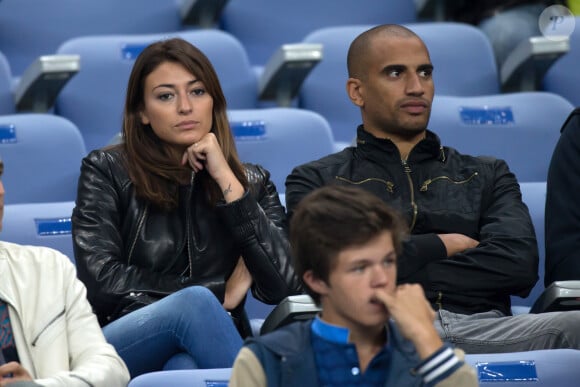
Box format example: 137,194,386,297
14,55,80,112
530,280,580,313
260,295,320,335
258,43,323,107
180,0,229,27
501,36,569,92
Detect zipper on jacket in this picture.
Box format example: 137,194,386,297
335,176,395,193
32,309,65,346
419,172,479,192
435,291,443,311
401,160,418,230
127,205,149,266
184,171,196,278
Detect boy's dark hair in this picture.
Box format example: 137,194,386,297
290,185,407,304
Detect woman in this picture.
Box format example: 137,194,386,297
71,38,301,377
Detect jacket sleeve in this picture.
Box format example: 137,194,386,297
229,347,267,387
431,348,478,387
428,159,539,298
216,165,303,304
545,108,580,286
72,151,210,322
285,162,448,283
35,254,130,387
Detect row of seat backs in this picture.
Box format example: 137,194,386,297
43,25,580,155
126,348,580,386
0,0,417,78
0,90,571,208
219,0,417,67
0,0,187,77
52,23,498,152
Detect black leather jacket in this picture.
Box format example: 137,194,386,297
72,146,302,328
286,127,538,316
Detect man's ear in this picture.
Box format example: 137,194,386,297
303,270,330,297
347,77,364,107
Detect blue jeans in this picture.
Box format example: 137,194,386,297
435,309,580,353
103,286,243,378
478,4,545,65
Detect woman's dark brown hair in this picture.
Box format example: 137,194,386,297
121,37,247,210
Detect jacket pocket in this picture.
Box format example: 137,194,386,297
418,172,481,214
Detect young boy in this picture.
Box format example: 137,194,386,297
230,185,476,386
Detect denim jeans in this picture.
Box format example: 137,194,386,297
478,4,546,65
103,286,243,377
435,309,580,354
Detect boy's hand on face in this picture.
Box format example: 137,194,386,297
376,284,444,359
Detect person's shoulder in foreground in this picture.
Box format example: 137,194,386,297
0,157,129,387
230,184,477,387
0,241,130,386
545,107,580,285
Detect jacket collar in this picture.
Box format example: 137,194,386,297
254,319,416,360
354,125,446,164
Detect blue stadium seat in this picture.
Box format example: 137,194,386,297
543,17,580,107
300,22,500,147
128,368,231,387
465,349,580,386
0,51,14,115
0,0,184,78
220,0,417,69
0,113,87,204
229,108,335,193
511,182,547,313
128,349,580,386
55,30,258,152
429,92,574,182
2,201,75,263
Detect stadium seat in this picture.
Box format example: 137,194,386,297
543,16,580,107
229,108,335,193
0,0,184,78
220,0,417,69
128,368,231,387
2,201,75,263
511,182,547,313
299,22,500,147
0,51,14,115
0,113,87,204
465,349,580,386
55,30,258,152
429,92,574,182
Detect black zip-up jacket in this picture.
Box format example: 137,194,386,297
72,146,302,329
286,126,538,316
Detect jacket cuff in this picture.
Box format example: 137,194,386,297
216,190,259,241
414,344,463,386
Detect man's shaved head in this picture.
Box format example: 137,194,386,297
347,24,423,79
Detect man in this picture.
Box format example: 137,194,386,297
285,24,580,353
0,157,129,386
545,107,580,285
229,185,477,386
